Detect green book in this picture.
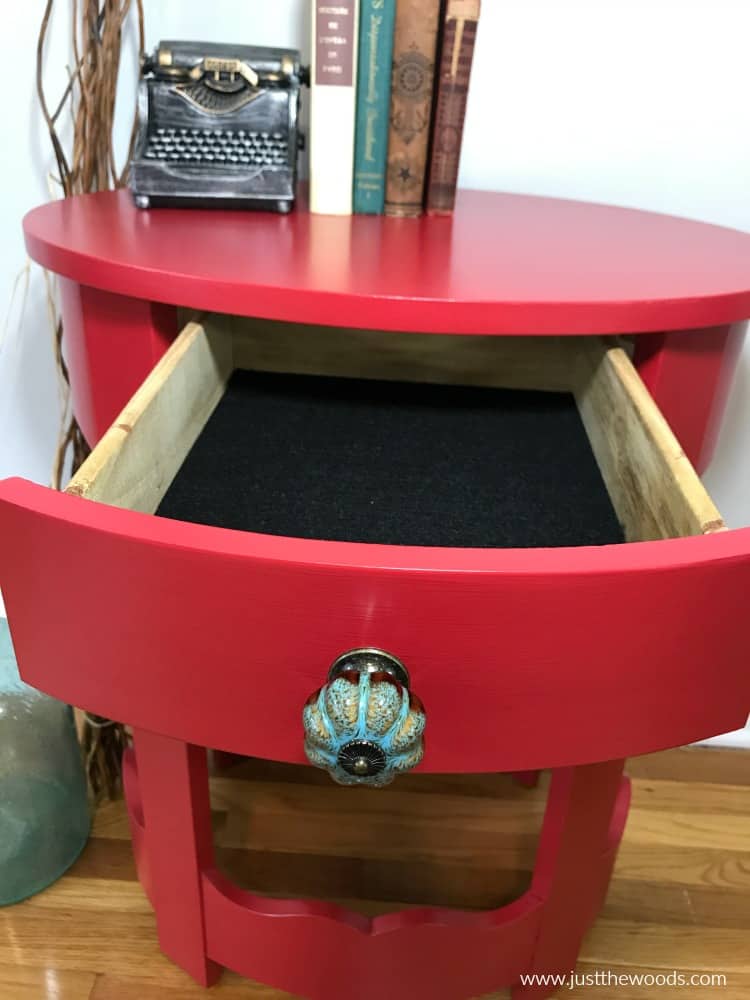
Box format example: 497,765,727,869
353,0,396,214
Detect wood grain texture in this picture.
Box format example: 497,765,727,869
0,966,97,1000
66,320,232,514
627,745,750,785
576,340,724,541
1,747,747,999
229,315,584,391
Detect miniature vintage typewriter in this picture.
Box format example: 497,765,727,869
130,41,305,212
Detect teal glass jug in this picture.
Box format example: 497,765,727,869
0,618,90,905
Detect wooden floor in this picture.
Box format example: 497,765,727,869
0,746,748,999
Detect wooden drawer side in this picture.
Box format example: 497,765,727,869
66,320,232,514
576,340,725,542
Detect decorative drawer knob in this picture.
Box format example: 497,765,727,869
303,649,425,787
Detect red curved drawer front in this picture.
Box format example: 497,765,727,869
1,477,749,771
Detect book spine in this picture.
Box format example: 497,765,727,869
426,0,480,215
384,0,442,218
353,0,397,214
310,1,360,215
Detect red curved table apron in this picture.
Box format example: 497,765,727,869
6,189,750,999
23,188,750,471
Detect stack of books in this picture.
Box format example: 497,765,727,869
310,1,480,217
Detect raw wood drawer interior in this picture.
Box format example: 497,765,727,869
66,315,725,548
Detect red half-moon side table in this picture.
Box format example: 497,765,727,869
1,188,749,1000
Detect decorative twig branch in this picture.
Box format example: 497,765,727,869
36,0,145,801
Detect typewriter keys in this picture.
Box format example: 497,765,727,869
143,127,289,168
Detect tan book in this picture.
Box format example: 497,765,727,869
384,0,442,218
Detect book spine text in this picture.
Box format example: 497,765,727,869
353,0,397,214
310,1,360,215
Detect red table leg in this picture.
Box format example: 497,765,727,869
513,759,630,999
59,280,178,446
131,729,220,987
634,323,747,473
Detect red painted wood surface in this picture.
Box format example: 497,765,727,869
634,323,747,472
56,276,746,469
516,760,628,998
123,745,629,1000
24,191,749,468
1,479,749,773
14,189,750,996
56,296,746,473
23,189,750,336
130,730,219,987
59,280,178,445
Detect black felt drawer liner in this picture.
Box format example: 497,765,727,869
156,370,625,548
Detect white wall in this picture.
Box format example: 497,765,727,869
1,1,748,743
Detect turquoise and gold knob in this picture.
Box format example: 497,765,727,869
303,649,425,787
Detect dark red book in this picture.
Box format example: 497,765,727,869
426,0,481,215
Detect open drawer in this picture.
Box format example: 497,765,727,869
1,316,749,772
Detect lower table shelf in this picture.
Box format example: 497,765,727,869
3,747,744,999
123,743,631,1000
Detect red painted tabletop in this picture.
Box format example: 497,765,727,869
23,188,750,335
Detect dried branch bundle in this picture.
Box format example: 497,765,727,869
36,0,145,801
